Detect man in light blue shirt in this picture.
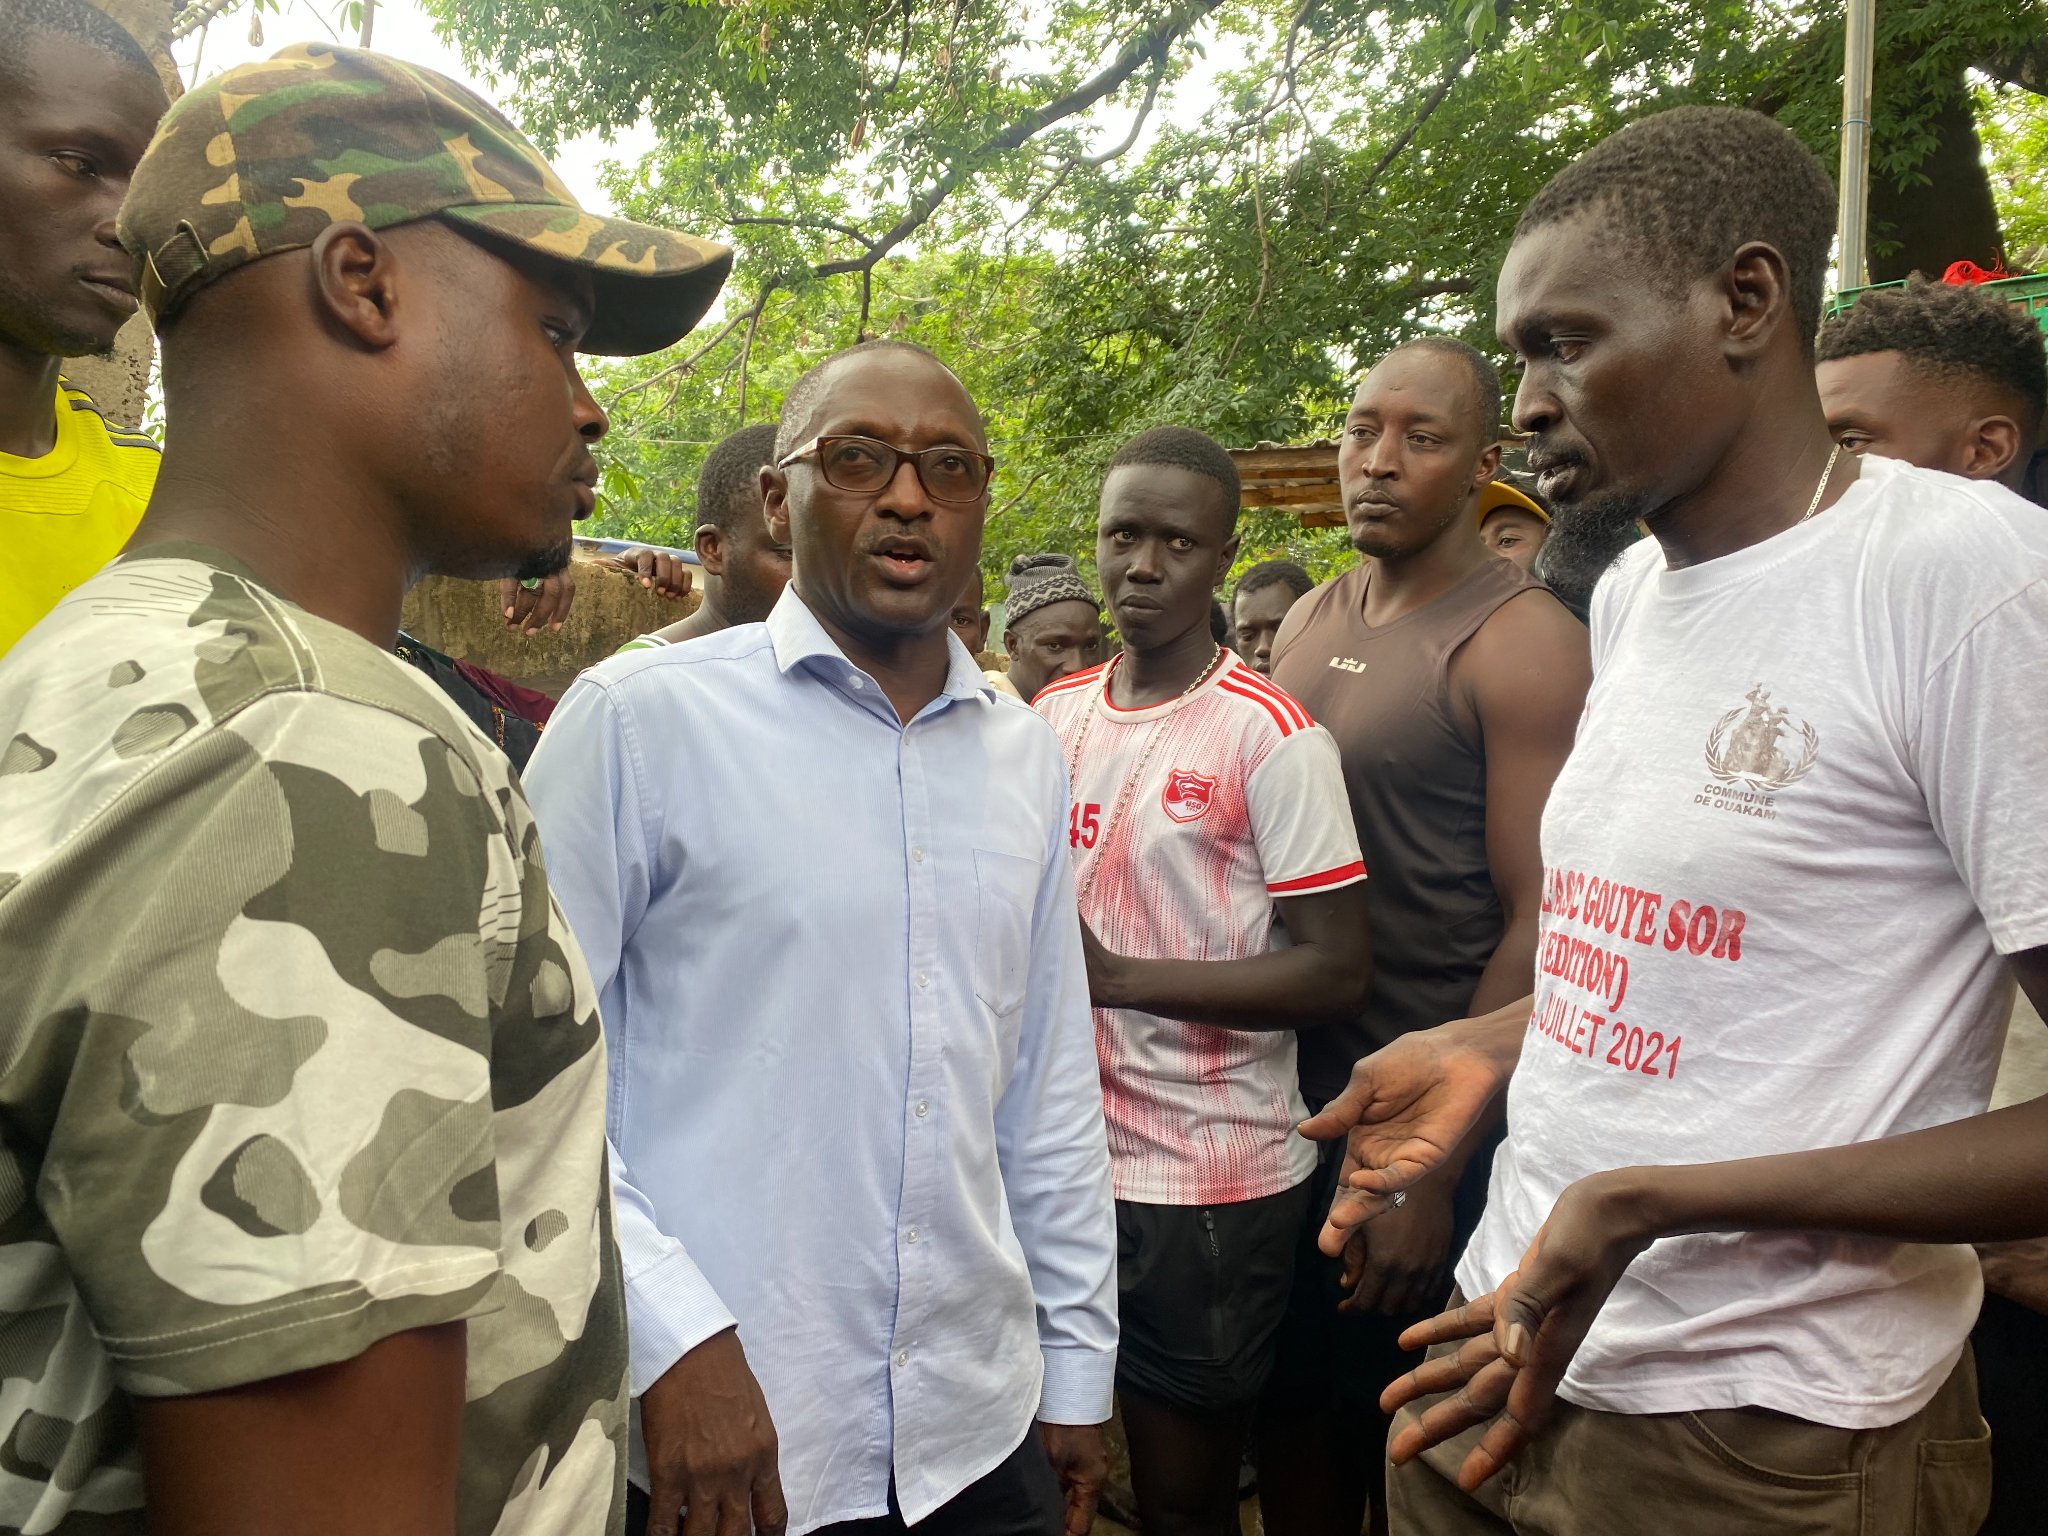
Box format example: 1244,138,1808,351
524,340,1117,1536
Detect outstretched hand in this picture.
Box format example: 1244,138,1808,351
596,548,693,602
1299,1021,1515,1258
1380,1173,1652,1490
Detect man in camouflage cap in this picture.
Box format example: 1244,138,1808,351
0,43,730,1536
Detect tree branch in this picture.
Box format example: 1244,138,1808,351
1357,42,1474,198
1975,40,2048,95
1003,162,1075,241
884,0,914,95
1226,132,1275,370
729,213,878,248
608,291,765,410
170,0,243,41
803,0,1228,281
1396,277,1476,303
1083,56,1167,166
735,289,770,423
990,466,1051,519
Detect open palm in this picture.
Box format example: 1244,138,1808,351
1300,1025,1511,1257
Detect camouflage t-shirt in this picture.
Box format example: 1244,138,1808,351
0,546,627,1535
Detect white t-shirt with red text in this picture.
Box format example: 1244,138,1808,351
1037,652,1365,1205
1460,455,2048,1428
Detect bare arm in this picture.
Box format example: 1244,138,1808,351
1387,948,2048,1491
1457,589,1590,1019
139,1323,466,1536
1083,882,1372,1030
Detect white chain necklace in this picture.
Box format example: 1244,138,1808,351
1064,644,1224,905
1798,443,1844,523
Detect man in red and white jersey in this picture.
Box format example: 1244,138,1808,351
1037,426,1373,1536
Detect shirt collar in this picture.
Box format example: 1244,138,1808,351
766,587,994,706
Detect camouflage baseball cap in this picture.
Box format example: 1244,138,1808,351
119,43,732,356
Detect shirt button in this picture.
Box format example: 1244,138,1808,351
911,846,925,863
849,676,865,690
906,1227,919,1244
915,1100,929,1118
915,971,929,988
895,1350,909,1367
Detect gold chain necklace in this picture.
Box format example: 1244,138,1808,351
1797,443,1844,523
1064,644,1224,905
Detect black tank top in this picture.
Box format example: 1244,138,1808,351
1272,555,1545,1102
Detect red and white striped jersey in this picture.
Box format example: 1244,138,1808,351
1036,652,1365,1204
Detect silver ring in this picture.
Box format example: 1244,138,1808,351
1390,1190,1408,1209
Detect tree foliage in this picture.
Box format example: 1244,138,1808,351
426,0,2047,586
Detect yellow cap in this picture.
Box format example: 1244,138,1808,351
1478,480,1549,525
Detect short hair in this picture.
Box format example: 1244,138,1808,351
1817,275,2047,424
1107,425,1242,521
0,0,155,90
1209,599,1232,646
774,339,949,458
1382,336,1503,440
1235,559,1313,606
1517,106,1836,354
695,423,777,535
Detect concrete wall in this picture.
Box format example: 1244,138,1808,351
401,557,696,697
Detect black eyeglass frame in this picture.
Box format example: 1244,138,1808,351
776,434,997,504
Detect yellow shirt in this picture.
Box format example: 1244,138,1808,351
0,378,159,657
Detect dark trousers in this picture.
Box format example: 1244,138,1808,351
1976,1291,2048,1536
626,1431,1062,1536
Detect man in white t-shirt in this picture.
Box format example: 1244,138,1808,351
1300,107,2048,1536
1036,426,1371,1536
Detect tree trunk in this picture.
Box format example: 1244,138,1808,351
1867,74,2006,283
65,0,181,430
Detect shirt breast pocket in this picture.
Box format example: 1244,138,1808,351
973,847,1041,1018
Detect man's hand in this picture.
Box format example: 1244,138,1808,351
639,1328,787,1536
595,548,693,602
1036,1421,1107,1536
1978,1236,2048,1314
1076,919,1128,1011
498,569,577,635
1300,1012,1522,1257
1340,1174,1457,1317
1381,1172,1652,1491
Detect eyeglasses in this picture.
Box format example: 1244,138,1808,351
777,435,995,504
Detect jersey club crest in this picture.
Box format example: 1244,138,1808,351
1161,768,1219,823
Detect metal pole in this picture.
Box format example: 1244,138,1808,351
1835,0,1876,292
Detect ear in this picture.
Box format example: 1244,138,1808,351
1722,240,1795,362
1216,530,1241,585
1961,414,2023,483
762,465,792,546
1470,439,1504,489
308,222,402,350
694,522,727,578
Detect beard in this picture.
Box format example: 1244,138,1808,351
1533,490,1647,620
511,536,575,583
0,281,119,361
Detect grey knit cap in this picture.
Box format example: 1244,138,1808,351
1005,553,1099,627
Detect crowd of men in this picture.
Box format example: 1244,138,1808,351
2,3,2047,1536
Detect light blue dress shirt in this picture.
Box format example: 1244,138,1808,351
523,588,1117,1533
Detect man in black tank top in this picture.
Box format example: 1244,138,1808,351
1258,339,1589,1535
